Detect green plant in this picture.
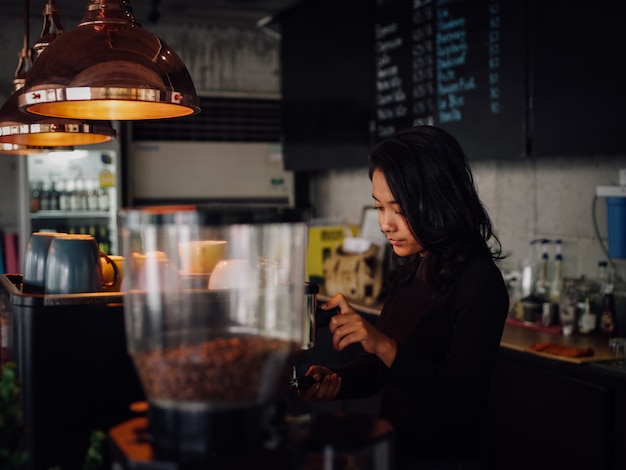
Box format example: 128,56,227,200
0,362,28,469
0,362,106,470
82,430,106,470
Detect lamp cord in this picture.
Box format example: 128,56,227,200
14,0,31,81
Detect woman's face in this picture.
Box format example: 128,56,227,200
371,169,425,257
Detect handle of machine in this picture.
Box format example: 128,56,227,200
290,372,343,391
290,375,317,391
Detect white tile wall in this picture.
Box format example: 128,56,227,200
310,155,626,281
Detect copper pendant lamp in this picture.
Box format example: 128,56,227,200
0,143,49,156
0,85,115,148
18,0,200,121
0,0,116,150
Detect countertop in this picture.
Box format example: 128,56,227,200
499,320,616,364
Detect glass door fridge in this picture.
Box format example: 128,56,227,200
25,138,122,256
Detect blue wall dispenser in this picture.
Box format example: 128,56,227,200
597,172,626,259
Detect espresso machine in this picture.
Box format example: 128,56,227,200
108,205,394,469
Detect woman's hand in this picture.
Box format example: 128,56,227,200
322,293,397,367
298,365,341,402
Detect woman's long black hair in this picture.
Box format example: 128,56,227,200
368,125,504,290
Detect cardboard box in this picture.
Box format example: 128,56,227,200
307,224,357,281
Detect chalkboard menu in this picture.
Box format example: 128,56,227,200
373,0,527,159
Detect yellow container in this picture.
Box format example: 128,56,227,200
306,224,358,281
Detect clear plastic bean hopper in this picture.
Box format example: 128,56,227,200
118,205,309,464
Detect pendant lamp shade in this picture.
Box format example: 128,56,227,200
0,88,115,147
0,143,48,156
18,0,200,121
0,0,116,149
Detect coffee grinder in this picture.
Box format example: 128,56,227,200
109,205,394,469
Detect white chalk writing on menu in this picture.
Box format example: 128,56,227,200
435,3,475,123
373,0,525,158
375,20,406,139
411,0,436,127
488,1,502,115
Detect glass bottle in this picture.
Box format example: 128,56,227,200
58,180,70,211
549,241,563,305
87,179,99,211
534,240,549,301
76,179,88,211
577,289,596,335
599,268,618,338
67,179,78,211
591,261,608,326
30,182,42,213
544,240,562,326
39,181,50,211
558,278,578,336
98,186,110,212
98,225,111,254
49,180,60,211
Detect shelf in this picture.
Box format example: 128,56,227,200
30,210,111,219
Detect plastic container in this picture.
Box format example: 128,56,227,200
119,204,309,460
606,197,626,259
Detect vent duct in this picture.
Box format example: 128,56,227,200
131,96,282,142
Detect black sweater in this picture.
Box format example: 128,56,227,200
335,252,509,460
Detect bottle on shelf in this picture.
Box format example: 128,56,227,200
534,239,550,301
591,260,608,331
599,266,619,338
39,181,51,211
87,179,100,211
58,180,70,211
578,290,596,335
98,185,110,212
559,278,578,336
30,181,42,213
76,179,88,211
544,240,562,326
48,180,60,211
98,224,111,254
533,239,552,326
67,179,79,211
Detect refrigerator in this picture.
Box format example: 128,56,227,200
25,136,122,257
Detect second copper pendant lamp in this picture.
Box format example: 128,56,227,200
18,0,200,121
0,0,116,151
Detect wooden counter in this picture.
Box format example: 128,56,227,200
500,319,616,363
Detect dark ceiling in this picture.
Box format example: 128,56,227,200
0,0,306,29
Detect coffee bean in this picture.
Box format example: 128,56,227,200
133,336,299,402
